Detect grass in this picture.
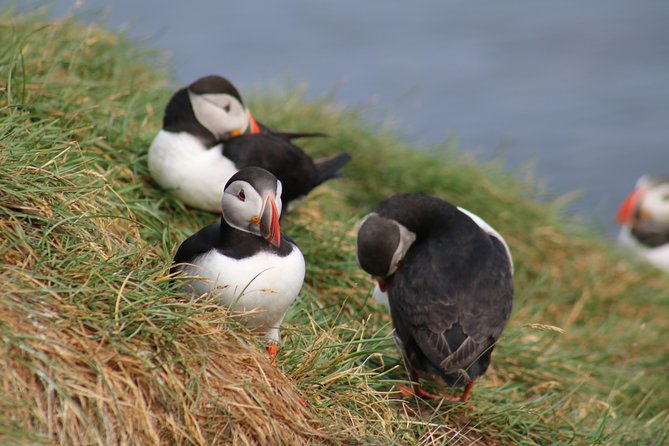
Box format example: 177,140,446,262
2,7,669,445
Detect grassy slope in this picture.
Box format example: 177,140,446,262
1,9,668,445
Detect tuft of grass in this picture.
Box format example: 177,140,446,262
2,7,668,446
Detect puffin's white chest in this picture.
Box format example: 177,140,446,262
617,227,669,270
148,130,237,212
180,246,306,341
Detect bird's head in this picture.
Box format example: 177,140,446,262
221,167,283,247
356,213,416,291
186,75,256,141
617,175,669,228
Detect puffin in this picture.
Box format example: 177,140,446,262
171,167,305,361
148,75,351,213
616,174,669,270
356,193,514,402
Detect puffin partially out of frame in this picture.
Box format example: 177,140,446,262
356,193,514,402
616,174,669,270
171,167,305,362
148,75,351,213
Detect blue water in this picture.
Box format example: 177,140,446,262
33,0,669,235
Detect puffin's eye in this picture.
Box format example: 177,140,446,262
237,190,245,201
223,104,231,112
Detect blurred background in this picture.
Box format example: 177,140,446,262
26,0,669,235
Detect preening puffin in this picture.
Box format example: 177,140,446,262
148,75,351,212
356,193,514,402
616,174,669,270
171,167,305,360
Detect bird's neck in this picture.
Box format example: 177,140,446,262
631,223,669,248
218,219,289,255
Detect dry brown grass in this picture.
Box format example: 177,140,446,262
2,7,668,446
1,294,330,445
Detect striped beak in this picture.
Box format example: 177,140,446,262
260,193,281,248
227,111,261,138
616,187,643,225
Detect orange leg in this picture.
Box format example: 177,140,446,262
400,369,442,399
459,380,475,402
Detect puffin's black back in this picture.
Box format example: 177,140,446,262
255,119,327,142
375,193,513,386
222,133,349,205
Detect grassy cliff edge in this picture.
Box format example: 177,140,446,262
1,10,668,445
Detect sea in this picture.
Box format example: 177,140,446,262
27,0,669,236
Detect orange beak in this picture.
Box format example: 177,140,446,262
616,188,643,225
259,194,281,248
248,112,261,134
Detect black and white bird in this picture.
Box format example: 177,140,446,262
171,167,305,360
616,174,669,270
356,193,514,402
148,75,351,213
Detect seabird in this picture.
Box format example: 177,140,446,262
616,174,669,270
148,75,351,212
356,193,514,401
171,167,305,361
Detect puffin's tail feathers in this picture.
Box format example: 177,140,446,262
314,152,352,185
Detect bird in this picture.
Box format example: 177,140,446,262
171,167,305,362
616,174,669,270
356,193,514,402
148,75,351,213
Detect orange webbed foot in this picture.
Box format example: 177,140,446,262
266,344,278,366
399,384,441,400
400,380,477,408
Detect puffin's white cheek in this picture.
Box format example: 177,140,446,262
643,192,669,224
654,207,669,223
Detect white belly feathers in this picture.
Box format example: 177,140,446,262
148,130,237,212
179,246,306,341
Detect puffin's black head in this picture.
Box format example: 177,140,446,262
221,167,284,247
162,75,251,143
189,75,244,104
356,213,416,280
357,215,399,277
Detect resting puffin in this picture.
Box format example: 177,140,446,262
356,193,514,402
148,75,351,213
616,174,669,270
171,167,305,360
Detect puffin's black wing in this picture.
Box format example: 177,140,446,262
391,229,513,383
256,120,328,141
171,222,222,275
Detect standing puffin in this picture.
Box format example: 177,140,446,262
148,75,351,213
356,193,514,402
171,167,305,360
616,174,669,270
